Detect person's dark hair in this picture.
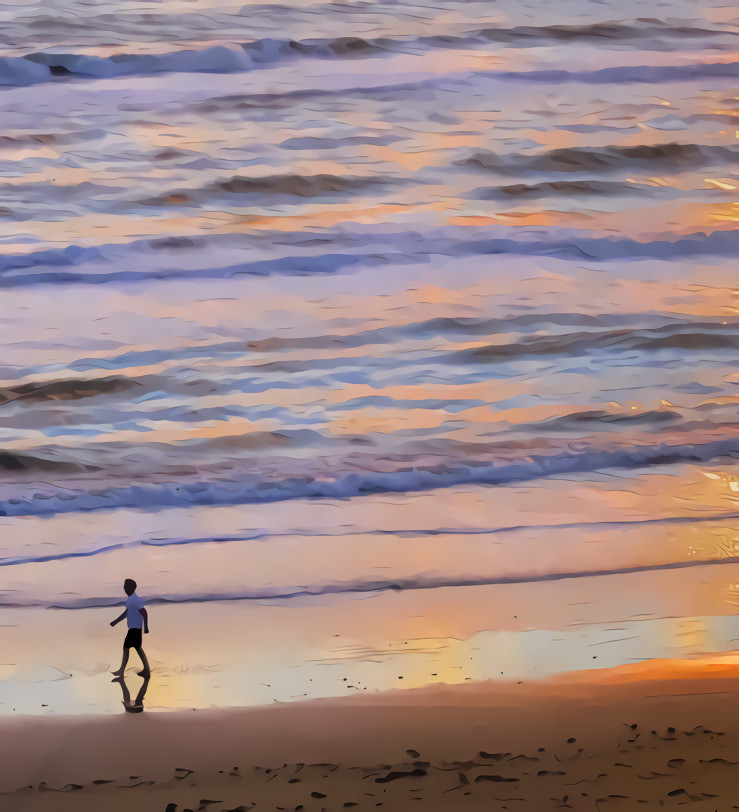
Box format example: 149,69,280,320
124,578,137,595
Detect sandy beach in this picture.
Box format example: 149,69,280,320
2,657,737,811
2,549,737,810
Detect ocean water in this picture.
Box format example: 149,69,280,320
0,0,738,713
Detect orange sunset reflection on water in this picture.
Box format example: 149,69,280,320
0,0,737,718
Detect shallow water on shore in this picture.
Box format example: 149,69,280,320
2,560,738,716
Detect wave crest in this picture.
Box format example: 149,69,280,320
1,437,738,518
457,142,738,175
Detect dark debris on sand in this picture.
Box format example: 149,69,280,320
4,723,736,811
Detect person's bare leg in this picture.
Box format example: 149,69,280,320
112,647,129,677
136,646,150,676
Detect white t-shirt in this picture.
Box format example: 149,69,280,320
126,593,145,629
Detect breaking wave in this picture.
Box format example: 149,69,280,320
0,29,734,87
1,230,738,288
1,436,738,518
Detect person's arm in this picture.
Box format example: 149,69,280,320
140,607,149,634
110,609,127,627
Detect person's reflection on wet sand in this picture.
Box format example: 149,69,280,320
113,672,150,713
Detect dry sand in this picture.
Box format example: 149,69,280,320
1,657,737,811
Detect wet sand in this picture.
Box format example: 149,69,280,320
2,657,737,811
2,561,738,716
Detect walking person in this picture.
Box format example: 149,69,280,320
110,578,151,677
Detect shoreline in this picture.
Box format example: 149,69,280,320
2,657,737,810
3,562,738,719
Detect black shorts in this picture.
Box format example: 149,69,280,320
123,628,143,649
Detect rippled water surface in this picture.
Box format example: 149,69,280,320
0,0,737,714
